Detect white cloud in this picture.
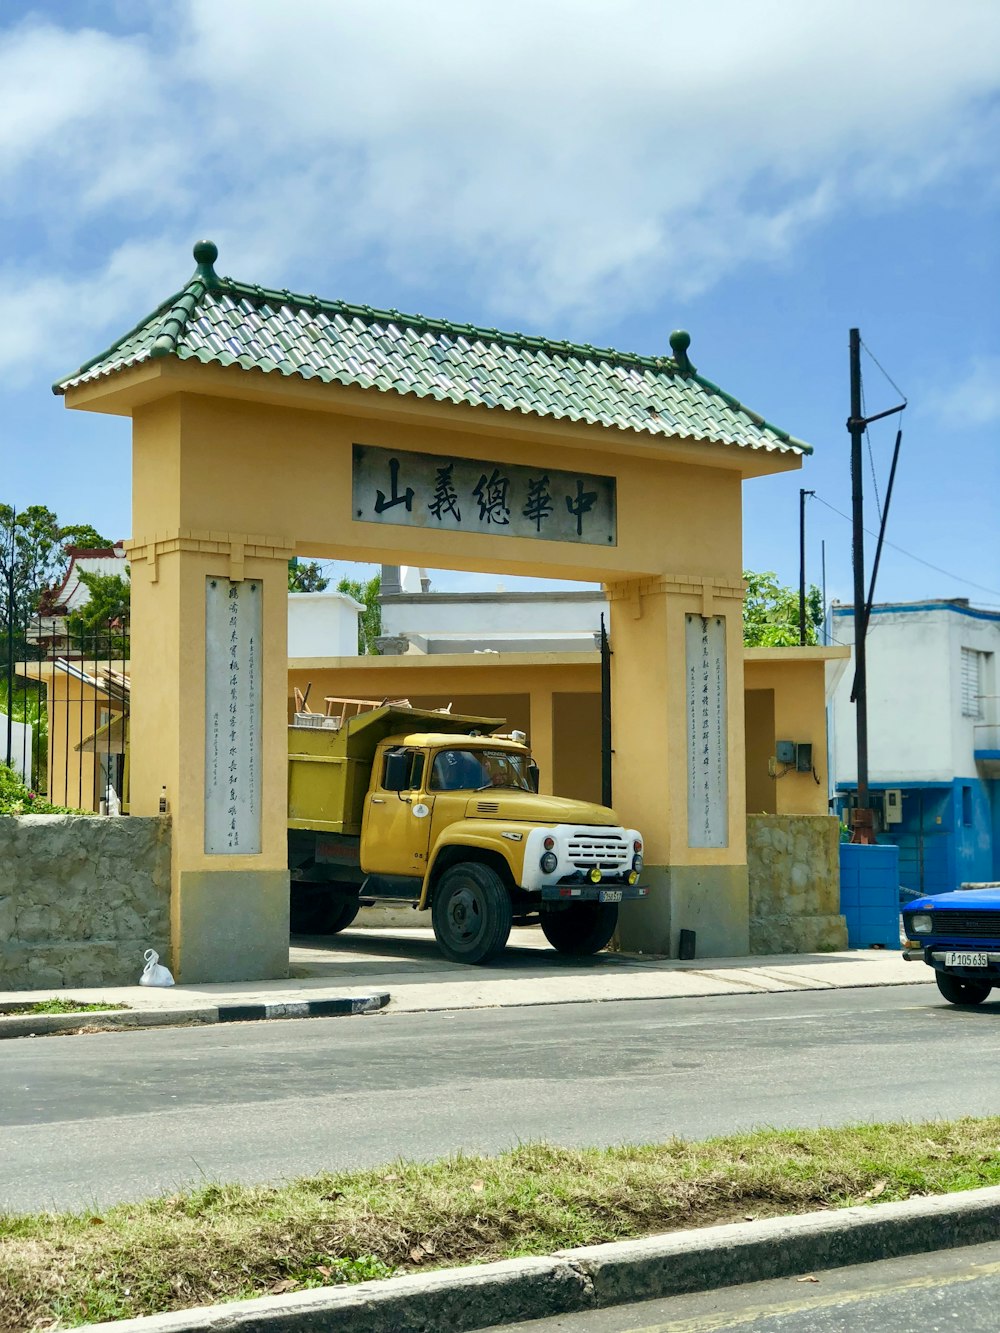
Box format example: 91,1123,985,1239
0,237,183,386
0,0,998,379
925,355,1000,427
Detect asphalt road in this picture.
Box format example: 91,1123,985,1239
3,982,999,1213
478,1241,1000,1332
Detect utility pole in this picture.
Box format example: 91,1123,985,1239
847,329,872,840
821,540,827,645
4,508,14,770
599,613,612,808
844,330,906,842
799,488,815,645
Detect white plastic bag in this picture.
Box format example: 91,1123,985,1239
139,948,175,987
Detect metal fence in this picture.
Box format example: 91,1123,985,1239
3,602,130,814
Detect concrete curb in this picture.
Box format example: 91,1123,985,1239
216,994,391,1023
82,1185,1000,1333
0,992,390,1040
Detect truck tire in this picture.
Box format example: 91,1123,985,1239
290,885,361,936
432,862,513,964
541,902,618,956
935,972,992,1006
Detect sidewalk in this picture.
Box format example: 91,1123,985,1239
0,927,927,1037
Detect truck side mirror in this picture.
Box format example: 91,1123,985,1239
383,750,411,791
527,761,540,793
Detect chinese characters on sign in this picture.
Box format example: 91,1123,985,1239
353,444,616,546
685,614,729,849
205,578,262,855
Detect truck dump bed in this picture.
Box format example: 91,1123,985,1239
287,703,504,835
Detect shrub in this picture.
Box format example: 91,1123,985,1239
0,762,89,816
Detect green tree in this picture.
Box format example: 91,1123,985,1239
65,570,131,657
288,560,330,592
337,574,382,654
0,504,112,627
743,570,823,647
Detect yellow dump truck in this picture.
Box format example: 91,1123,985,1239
287,703,647,964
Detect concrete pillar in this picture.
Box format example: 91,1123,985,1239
529,688,555,795
606,574,749,958
126,400,295,983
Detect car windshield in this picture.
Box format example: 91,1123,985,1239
430,748,532,792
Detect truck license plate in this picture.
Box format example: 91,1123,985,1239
599,889,623,903
945,952,988,967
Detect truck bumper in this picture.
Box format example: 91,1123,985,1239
540,884,649,904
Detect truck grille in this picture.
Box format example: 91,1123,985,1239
567,832,630,871
920,911,1000,942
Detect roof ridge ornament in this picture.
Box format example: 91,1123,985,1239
192,239,221,290
669,329,695,376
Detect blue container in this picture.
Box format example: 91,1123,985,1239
839,843,901,949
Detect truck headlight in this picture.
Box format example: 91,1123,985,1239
540,851,558,874
909,913,933,934
632,854,643,872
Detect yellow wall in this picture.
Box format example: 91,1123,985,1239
41,648,841,822
743,647,849,817
745,689,777,815
25,667,123,812
552,692,603,805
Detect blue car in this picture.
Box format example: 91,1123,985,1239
903,886,1000,1006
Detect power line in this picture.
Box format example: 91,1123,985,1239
860,338,908,405
810,493,1000,599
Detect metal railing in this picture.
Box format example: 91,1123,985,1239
3,605,130,813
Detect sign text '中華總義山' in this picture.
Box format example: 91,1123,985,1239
352,444,616,546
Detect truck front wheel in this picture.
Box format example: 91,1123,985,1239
541,902,618,956
935,972,992,1006
432,863,513,964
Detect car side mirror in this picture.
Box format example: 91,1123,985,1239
527,761,540,793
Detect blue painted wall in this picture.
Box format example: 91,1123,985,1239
837,777,996,894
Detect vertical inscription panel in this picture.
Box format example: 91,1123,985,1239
686,613,729,849
205,578,262,855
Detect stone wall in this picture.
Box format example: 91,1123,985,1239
0,816,171,990
747,814,848,954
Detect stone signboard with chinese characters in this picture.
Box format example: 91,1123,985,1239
205,577,262,855
686,613,729,848
353,444,616,546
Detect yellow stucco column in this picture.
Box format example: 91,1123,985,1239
607,575,750,957
528,688,555,795
124,401,295,983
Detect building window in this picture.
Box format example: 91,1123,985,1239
962,785,973,828
961,648,985,718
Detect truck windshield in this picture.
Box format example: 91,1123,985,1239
430,749,532,792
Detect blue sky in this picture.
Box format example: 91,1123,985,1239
1,0,997,607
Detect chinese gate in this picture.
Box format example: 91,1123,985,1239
54,241,809,981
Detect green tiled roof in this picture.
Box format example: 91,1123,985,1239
54,241,811,456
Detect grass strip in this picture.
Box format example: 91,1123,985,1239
2,1117,999,1330
2,999,130,1016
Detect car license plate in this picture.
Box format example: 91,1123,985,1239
945,952,988,967
599,889,623,903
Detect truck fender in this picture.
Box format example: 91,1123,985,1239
420,825,522,909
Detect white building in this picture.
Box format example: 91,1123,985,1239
31,543,128,654
288,590,364,659
377,564,608,655
829,598,1000,894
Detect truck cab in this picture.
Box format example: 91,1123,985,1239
288,703,647,964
